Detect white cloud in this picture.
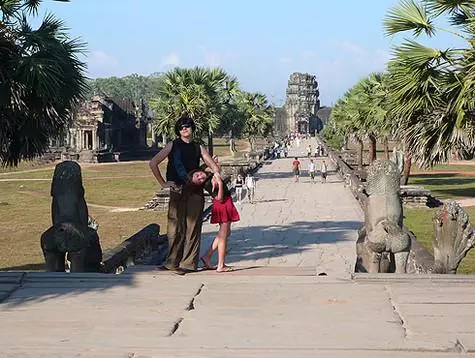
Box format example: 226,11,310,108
301,51,316,61
160,52,180,68
198,47,241,68
203,50,222,67
87,50,119,77
332,41,365,56
278,57,292,64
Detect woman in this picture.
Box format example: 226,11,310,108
235,173,244,203
189,169,240,273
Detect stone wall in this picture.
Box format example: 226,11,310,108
101,224,163,274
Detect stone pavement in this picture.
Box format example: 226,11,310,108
1,139,475,357
199,140,363,277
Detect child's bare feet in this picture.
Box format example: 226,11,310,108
200,257,215,270
216,265,234,273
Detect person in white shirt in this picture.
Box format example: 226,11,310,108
245,173,256,204
308,159,316,183
235,173,244,203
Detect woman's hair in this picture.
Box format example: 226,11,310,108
174,115,196,137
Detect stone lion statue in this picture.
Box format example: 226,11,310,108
356,160,411,273
40,161,102,272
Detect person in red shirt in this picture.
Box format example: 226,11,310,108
292,157,301,183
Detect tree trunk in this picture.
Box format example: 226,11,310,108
401,149,412,186
249,138,255,151
208,133,213,156
383,136,389,160
343,136,349,150
368,135,377,164
357,137,364,171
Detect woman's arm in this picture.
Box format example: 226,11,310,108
149,142,173,187
200,145,220,177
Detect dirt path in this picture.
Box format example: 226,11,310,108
15,189,142,213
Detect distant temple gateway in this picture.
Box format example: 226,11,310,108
48,94,154,162
274,72,328,136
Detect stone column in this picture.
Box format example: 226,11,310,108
92,130,97,150
78,131,83,150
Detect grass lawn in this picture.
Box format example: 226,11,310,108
404,206,475,274
409,172,475,200
0,162,168,271
0,138,251,271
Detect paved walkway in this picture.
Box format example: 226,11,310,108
1,139,475,357
200,141,362,277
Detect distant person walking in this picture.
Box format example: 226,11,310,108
149,115,220,275
314,145,320,158
189,169,240,273
292,157,301,183
308,159,316,183
245,172,256,204
235,173,244,203
321,159,328,183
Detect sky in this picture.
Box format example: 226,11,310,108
38,0,462,106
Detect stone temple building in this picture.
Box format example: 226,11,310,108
48,94,152,162
274,72,323,136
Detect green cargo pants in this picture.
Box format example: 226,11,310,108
165,188,204,271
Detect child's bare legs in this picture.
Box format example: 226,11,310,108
201,222,232,271
217,222,231,271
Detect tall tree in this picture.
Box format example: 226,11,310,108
149,67,235,155
384,0,475,167
240,92,274,151
0,0,88,166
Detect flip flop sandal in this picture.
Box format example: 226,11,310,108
200,257,216,270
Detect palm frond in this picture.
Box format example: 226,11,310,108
384,0,435,37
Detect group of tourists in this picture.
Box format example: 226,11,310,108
149,115,240,275
291,157,327,183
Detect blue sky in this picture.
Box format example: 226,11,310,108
39,0,462,106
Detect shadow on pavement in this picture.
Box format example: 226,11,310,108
200,220,361,265
0,271,136,308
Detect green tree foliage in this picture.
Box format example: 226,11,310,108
321,121,345,150
87,73,163,103
0,0,88,166
384,0,475,166
239,92,274,150
330,73,392,168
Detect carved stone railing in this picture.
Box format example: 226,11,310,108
315,135,434,273
143,158,263,212
101,224,164,274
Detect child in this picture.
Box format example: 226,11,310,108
189,169,240,273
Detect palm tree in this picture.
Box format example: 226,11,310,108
384,0,475,167
0,0,88,166
331,93,366,170
240,92,274,151
149,67,235,155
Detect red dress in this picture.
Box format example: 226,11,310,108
211,195,240,224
